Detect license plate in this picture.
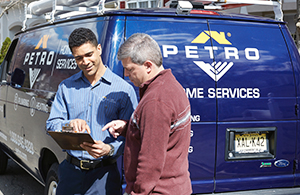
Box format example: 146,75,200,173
235,133,267,154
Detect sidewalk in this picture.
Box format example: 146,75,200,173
198,187,300,195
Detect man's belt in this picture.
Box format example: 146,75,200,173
66,153,116,170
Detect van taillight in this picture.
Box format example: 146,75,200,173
120,1,125,9
190,10,219,15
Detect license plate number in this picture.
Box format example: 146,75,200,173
235,133,267,154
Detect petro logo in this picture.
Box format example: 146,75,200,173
191,31,232,45
162,30,260,82
192,31,233,82
193,61,233,82
24,35,53,89
35,35,50,49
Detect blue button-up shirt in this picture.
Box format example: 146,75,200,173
46,67,138,160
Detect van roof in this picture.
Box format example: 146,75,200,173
18,8,283,35
105,8,281,22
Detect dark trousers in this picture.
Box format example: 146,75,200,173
56,159,122,195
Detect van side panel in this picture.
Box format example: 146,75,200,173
280,24,300,186
208,20,297,192
126,15,299,194
4,25,78,181
125,16,217,194
0,82,7,149
0,38,19,163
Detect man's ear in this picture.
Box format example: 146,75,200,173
144,60,153,74
97,44,102,55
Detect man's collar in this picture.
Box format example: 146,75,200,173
100,66,112,85
73,66,112,85
140,69,169,88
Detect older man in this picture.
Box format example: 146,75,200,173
103,33,192,195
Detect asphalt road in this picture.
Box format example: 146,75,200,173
0,159,44,195
199,188,300,195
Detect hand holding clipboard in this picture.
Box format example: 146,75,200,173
48,123,94,150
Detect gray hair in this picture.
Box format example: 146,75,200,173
117,33,162,67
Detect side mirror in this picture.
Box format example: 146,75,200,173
11,68,25,88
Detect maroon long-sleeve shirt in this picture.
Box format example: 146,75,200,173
124,69,192,195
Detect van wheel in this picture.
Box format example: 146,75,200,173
0,149,8,174
44,163,59,195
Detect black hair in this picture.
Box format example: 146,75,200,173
68,28,98,52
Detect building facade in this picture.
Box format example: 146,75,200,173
224,0,297,38
0,0,45,46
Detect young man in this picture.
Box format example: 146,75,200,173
46,28,138,195
103,33,192,195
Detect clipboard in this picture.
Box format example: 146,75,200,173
48,131,95,150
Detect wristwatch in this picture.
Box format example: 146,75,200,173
107,144,114,156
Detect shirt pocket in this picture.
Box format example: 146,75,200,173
99,97,119,120
67,101,86,119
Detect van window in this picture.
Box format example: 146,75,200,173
0,39,18,84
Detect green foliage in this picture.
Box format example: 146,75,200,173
0,37,11,64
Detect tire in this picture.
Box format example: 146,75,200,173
44,162,59,195
0,149,8,174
